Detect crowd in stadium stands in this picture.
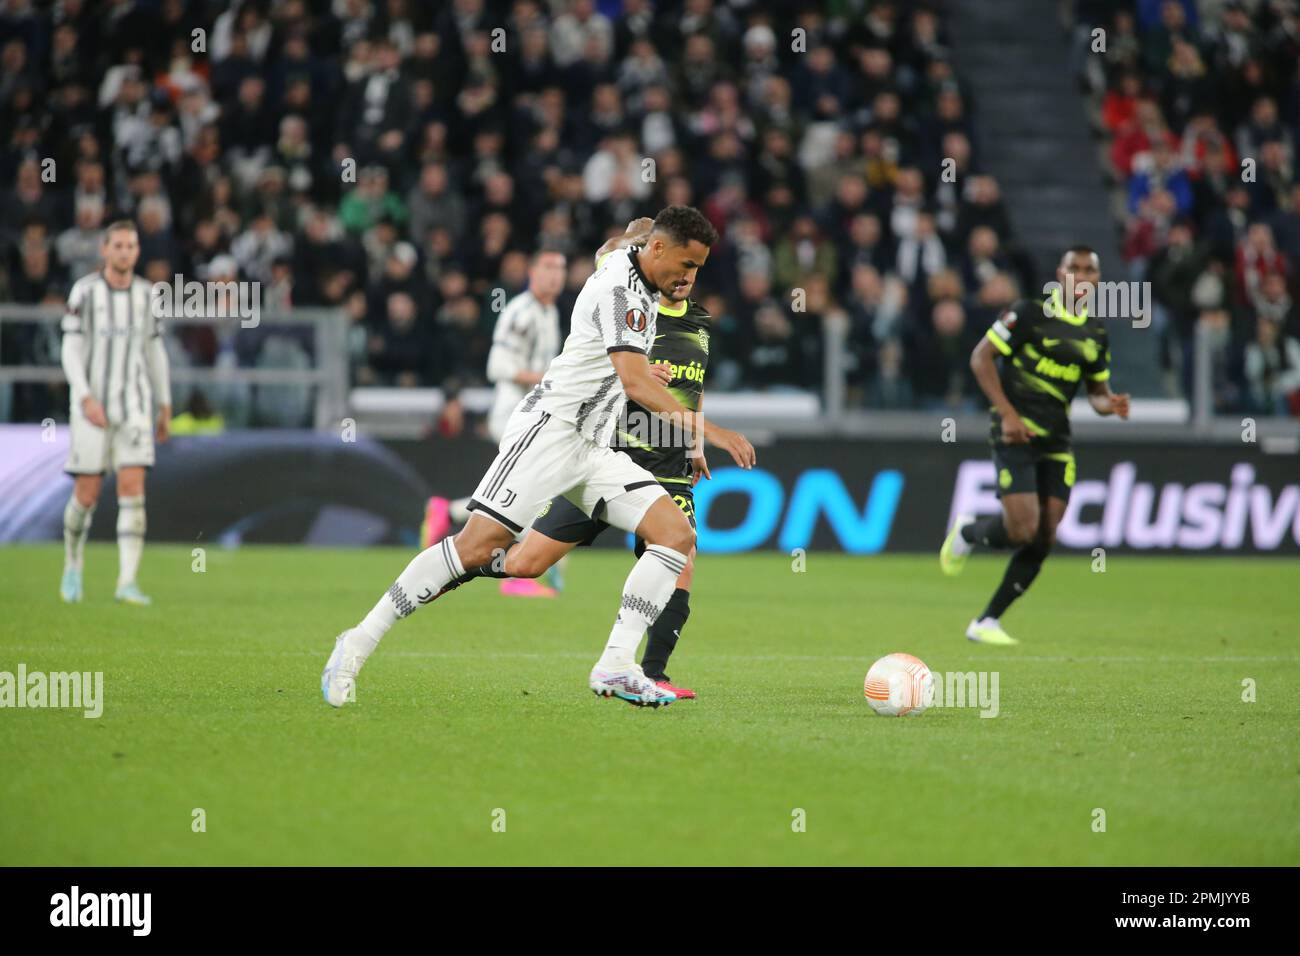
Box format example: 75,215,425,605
1078,0,1300,416
0,0,1040,429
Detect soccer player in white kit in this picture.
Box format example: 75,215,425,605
323,206,756,708
485,250,565,441
420,249,567,596
58,220,172,605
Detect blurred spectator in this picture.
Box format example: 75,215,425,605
1236,222,1288,309
1244,317,1300,415
0,0,1028,422
366,291,433,388
54,199,104,279
917,298,979,408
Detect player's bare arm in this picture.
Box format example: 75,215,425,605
156,405,172,443
970,335,1029,444
608,351,754,469
686,395,756,485
691,393,710,484
1085,378,1130,419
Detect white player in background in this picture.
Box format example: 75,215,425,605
59,220,172,605
420,248,567,596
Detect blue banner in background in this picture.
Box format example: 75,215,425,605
694,467,905,554
2,426,1296,554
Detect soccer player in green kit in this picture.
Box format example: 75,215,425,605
940,247,1130,644
441,218,750,698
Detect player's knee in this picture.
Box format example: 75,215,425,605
505,550,548,579
117,466,146,497
448,534,493,570
75,481,102,508
650,509,695,556
666,525,695,557
1007,515,1039,546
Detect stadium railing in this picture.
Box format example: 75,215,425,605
0,304,349,431
1,304,1295,450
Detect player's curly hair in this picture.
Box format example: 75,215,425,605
651,205,719,248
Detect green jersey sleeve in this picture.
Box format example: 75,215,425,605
1084,329,1111,382
985,299,1037,357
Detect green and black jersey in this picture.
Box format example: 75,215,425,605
984,289,1111,450
618,296,711,481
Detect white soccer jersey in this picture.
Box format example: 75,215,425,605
61,271,171,426
517,247,657,446
485,290,561,438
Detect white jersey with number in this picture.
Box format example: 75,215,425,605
60,270,171,473
515,247,658,446
61,271,169,426
485,290,561,440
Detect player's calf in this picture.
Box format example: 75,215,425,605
1001,494,1040,547
321,516,514,707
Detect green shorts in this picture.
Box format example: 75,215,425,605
991,443,1076,501
531,480,695,557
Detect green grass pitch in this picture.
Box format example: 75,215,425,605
1,543,1297,866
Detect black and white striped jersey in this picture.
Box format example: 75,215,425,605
60,271,171,425
519,247,658,446
485,289,561,433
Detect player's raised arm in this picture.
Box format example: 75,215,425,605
594,217,655,268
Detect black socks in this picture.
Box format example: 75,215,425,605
642,587,690,680
964,514,1011,549
982,541,1049,619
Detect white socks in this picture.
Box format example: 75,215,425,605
116,495,145,588
353,539,687,674
63,496,95,570
597,545,688,669
358,538,466,649
64,490,148,588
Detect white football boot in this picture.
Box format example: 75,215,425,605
321,628,369,707
589,662,677,708
966,617,1019,645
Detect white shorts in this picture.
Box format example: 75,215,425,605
468,409,669,536
64,407,155,475
487,406,512,444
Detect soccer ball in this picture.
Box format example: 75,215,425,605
864,652,934,717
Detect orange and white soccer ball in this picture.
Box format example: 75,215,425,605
863,653,934,717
